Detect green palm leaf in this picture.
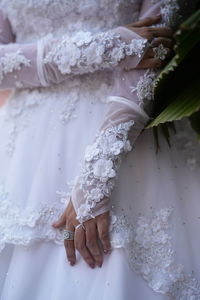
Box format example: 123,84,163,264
146,8,200,136
146,79,200,128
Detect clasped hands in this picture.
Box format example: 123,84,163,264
52,15,174,269
125,14,174,69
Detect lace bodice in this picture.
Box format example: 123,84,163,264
0,0,142,43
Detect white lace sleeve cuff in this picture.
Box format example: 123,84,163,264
42,27,147,83
71,96,150,224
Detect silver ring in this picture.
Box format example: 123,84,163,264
75,223,85,231
63,229,74,240
153,44,168,61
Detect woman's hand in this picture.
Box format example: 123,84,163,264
124,15,174,69
52,200,111,269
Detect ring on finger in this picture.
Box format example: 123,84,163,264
63,229,75,240
153,44,168,61
75,223,85,231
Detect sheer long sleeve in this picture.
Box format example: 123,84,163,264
0,26,148,90
71,68,150,223
71,0,181,224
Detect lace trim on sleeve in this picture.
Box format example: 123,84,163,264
0,49,31,83
43,31,147,75
75,120,134,223
161,0,180,27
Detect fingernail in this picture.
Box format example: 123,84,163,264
67,260,74,266
103,248,112,254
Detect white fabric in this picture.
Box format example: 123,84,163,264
0,23,147,89
0,244,170,300
0,0,200,299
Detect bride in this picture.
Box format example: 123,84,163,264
0,0,199,299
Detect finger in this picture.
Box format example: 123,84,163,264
84,220,103,267
124,26,173,41
130,15,161,27
151,37,173,48
136,58,164,69
64,239,76,266
63,222,76,265
52,210,66,228
97,212,111,254
74,226,95,269
148,27,173,38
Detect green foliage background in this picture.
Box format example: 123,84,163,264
146,7,200,143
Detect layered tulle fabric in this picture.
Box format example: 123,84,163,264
0,244,172,300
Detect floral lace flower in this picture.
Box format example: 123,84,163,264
130,70,156,105
0,49,30,83
44,30,147,75
85,144,101,162
93,158,116,181
75,121,134,223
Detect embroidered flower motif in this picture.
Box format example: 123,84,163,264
153,44,168,61
0,181,66,252
130,70,156,105
110,207,200,299
0,49,30,83
89,187,104,202
110,140,125,155
85,144,101,162
161,0,180,27
76,202,93,220
44,30,147,75
76,121,134,223
84,42,104,65
72,31,93,47
93,158,116,181
127,39,147,57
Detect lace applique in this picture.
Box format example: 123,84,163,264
1,180,199,299
3,85,76,155
161,0,180,27
0,181,65,252
130,0,180,107
130,70,157,106
151,0,180,27
44,31,146,75
4,89,43,156
110,207,200,299
2,72,112,156
76,121,134,223
0,49,30,83
0,0,142,43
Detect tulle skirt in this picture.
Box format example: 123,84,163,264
0,243,169,300
0,85,200,299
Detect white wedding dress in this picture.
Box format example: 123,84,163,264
0,0,200,299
